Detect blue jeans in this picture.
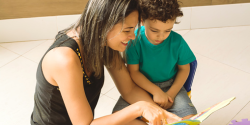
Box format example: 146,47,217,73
112,79,197,117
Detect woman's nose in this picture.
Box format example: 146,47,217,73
129,32,136,40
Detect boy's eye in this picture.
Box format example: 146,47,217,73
151,30,157,32
124,31,130,33
165,31,171,32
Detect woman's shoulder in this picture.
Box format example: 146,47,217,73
49,30,82,68
41,46,82,86
45,47,81,69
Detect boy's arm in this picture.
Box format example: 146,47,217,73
127,64,171,109
107,62,182,123
166,64,190,100
127,64,161,95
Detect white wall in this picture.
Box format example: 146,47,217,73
0,3,250,43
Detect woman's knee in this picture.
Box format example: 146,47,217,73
182,114,195,119
125,119,147,125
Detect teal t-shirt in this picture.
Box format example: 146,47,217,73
126,26,196,83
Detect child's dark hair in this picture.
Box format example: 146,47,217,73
140,0,183,23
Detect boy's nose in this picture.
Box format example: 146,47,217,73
159,33,165,40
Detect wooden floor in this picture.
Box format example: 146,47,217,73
0,26,250,125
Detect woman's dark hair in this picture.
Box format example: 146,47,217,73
58,0,141,78
140,0,183,23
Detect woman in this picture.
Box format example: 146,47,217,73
30,0,181,125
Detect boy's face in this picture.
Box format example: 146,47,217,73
142,19,175,45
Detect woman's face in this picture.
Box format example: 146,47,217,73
106,11,138,52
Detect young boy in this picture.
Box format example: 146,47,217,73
113,0,197,120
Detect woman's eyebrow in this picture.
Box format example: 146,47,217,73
124,27,134,29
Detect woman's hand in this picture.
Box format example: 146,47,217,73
136,101,182,125
153,91,173,109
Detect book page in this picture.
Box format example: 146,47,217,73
167,97,236,125
190,97,235,122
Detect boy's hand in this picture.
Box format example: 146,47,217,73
153,91,172,109
165,92,175,109
166,95,174,109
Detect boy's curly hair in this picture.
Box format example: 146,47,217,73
140,0,183,23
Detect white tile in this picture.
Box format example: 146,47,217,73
105,87,121,101
200,96,250,125
183,26,250,74
22,40,54,63
223,45,250,74
0,40,44,55
101,67,116,94
191,53,250,125
0,56,37,82
173,7,191,30
192,53,250,100
57,14,81,32
94,95,116,119
191,3,250,29
0,16,57,43
0,46,19,67
0,57,37,125
174,30,190,36
229,101,250,124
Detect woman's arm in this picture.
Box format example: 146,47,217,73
127,64,161,95
107,60,156,104
94,100,181,125
44,48,180,125
126,64,171,109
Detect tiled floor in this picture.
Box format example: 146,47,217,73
0,26,250,125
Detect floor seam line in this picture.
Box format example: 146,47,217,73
21,56,39,64
21,40,51,56
226,101,250,125
0,56,21,69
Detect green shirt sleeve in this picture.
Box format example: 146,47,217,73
177,37,196,65
125,40,140,64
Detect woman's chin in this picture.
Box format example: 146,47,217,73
118,49,125,52
109,46,126,52
116,47,126,52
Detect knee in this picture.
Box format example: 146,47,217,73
182,114,195,119
125,119,148,125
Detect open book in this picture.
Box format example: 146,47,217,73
167,97,236,125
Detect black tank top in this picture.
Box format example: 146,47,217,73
30,33,104,125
